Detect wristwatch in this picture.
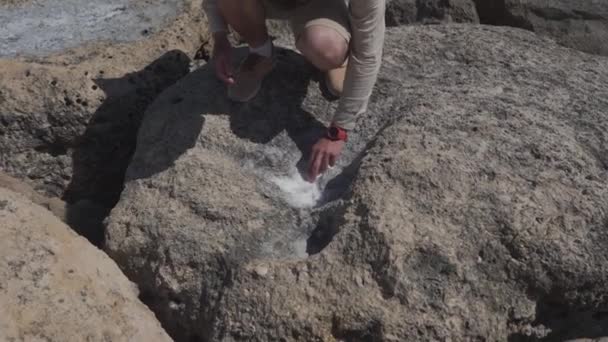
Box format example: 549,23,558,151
326,125,348,142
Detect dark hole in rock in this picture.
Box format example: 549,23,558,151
188,334,203,342
332,319,384,342
306,221,337,255
306,204,345,255
472,0,534,30
509,294,608,341
34,142,68,157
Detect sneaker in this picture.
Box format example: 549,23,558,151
228,52,274,102
325,60,347,97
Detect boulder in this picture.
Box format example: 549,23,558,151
473,0,608,56
0,170,109,245
0,170,66,219
0,0,210,209
386,0,479,26
106,24,608,341
0,186,172,342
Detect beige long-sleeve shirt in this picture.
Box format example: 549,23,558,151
203,0,386,130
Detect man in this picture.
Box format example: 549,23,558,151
203,0,385,182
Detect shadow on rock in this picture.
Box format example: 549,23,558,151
125,47,327,183
109,47,338,341
64,50,191,246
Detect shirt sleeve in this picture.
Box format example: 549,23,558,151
331,0,386,131
202,0,228,33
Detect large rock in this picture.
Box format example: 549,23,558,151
0,0,210,210
0,186,172,341
386,0,479,26
106,24,608,341
474,0,608,56
0,171,109,245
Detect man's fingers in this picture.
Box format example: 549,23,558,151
308,150,322,182
328,154,337,167
223,55,234,83
307,150,318,182
216,58,235,85
319,153,330,174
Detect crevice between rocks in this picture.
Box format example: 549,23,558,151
472,0,534,30
331,317,385,342
306,203,346,255
61,49,194,246
508,295,608,341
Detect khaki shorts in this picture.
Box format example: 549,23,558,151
263,0,351,43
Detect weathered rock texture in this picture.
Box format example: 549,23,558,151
387,0,479,26
106,24,608,341
473,0,608,56
0,0,187,58
0,0,209,213
0,186,172,342
0,171,66,219
0,170,109,245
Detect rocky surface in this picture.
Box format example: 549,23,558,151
0,0,185,58
0,170,66,219
0,0,210,218
386,0,479,26
0,186,172,342
0,170,111,245
473,0,608,56
106,24,608,341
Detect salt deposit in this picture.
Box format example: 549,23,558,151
270,170,320,208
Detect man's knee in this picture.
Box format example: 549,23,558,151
297,26,348,69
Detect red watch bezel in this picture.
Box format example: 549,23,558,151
327,125,348,142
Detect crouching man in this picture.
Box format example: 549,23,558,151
203,0,385,181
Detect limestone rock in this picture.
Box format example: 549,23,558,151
106,25,608,341
0,186,172,342
0,0,210,208
386,0,479,26
0,171,67,220
474,0,608,55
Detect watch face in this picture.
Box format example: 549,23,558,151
328,126,339,139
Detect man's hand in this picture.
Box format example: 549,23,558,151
212,32,234,85
307,137,345,182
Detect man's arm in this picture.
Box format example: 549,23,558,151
202,0,228,33
331,0,386,130
203,0,236,84
306,0,385,182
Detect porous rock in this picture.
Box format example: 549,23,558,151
106,25,608,341
0,0,209,209
474,0,608,56
0,186,172,342
386,0,479,26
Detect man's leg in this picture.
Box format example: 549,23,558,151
291,0,351,96
217,0,274,102
217,0,268,48
296,26,348,72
